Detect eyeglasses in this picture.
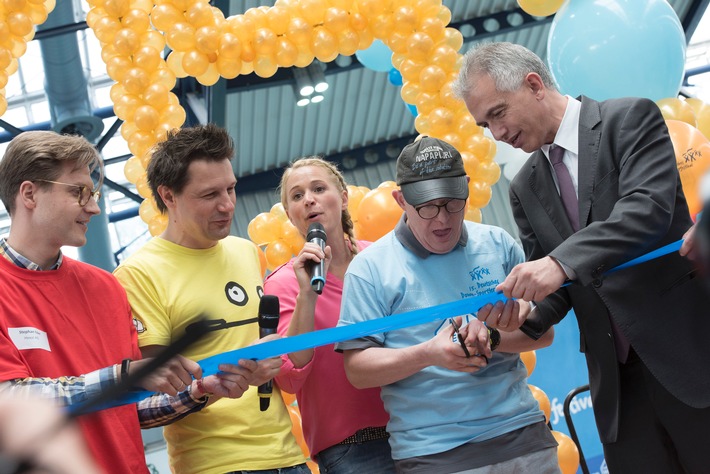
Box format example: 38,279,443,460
35,180,101,207
415,199,466,219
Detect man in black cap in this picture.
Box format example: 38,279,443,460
335,137,560,473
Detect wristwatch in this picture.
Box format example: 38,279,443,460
488,327,501,351
120,358,131,383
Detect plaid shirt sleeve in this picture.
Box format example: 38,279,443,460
0,366,117,405
0,365,208,428
137,388,209,429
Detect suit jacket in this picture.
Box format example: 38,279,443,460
511,96,710,443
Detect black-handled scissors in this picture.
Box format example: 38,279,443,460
449,318,471,358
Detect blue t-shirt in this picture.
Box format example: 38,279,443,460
336,220,544,460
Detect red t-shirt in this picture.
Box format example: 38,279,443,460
0,256,147,474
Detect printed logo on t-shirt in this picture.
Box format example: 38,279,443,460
133,318,146,334
461,265,499,298
8,327,51,351
225,281,248,306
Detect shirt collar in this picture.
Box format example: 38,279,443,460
543,95,581,159
0,237,63,270
394,213,468,258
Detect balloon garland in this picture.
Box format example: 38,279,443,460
0,0,57,116
80,0,499,236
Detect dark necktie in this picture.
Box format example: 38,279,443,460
549,146,630,362
549,146,579,232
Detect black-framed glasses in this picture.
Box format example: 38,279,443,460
35,179,101,207
415,199,466,219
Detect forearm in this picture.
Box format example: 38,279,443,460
284,291,318,367
0,366,117,406
137,386,208,429
343,344,433,389
497,327,554,353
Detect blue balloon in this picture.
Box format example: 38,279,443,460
547,0,686,101
407,104,418,117
388,68,403,86
355,40,393,72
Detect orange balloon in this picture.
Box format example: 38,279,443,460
281,220,306,255
520,350,536,376
265,239,293,271
347,185,368,219
255,244,268,277
270,203,288,222
287,405,310,458
551,430,580,474
355,187,403,242
528,384,551,423
281,390,297,407
665,120,710,220
248,212,281,246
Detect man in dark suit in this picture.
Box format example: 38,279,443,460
455,42,710,473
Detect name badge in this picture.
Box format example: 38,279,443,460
9,327,51,352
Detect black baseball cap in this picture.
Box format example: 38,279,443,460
396,136,469,206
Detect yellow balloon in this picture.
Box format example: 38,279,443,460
656,98,697,128
138,197,159,223
253,55,278,78
182,50,210,77
517,0,565,17
124,156,145,183
134,104,160,132
150,4,183,32
196,62,220,86
166,51,188,78
464,207,481,223
148,213,168,236
686,98,710,141
311,26,338,63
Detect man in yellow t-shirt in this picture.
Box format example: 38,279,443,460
114,124,307,474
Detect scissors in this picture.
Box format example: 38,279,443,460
449,318,471,358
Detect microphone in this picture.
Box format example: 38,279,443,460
257,295,280,411
307,222,327,294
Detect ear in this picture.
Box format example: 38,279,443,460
157,185,176,210
524,72,545,99
392,189,407,211
341,187,349,212
18,181,38,211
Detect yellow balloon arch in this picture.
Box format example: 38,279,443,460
2,0,501,235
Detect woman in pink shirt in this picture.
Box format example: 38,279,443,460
265,157,395,473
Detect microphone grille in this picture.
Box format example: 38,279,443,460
258,295,280,329
307,222,327,242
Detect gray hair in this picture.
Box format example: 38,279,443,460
453,42,557,98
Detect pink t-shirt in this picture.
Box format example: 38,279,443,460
266,241,389,457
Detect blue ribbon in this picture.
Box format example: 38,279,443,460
95,238,685,409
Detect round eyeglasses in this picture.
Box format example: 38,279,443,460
35,180,101,207
414,199,466,219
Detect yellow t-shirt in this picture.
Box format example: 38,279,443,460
114,236,304,474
